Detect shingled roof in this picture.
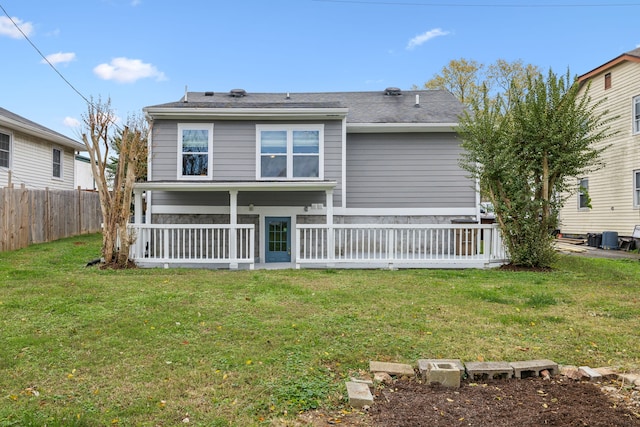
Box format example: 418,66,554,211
0,107,84,150
144,89,464,124
578,47,640,82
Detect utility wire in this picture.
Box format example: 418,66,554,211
0,3,92,106
313,0,640,7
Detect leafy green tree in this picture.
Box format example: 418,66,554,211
458,70,616,267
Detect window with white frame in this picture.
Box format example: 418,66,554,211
177,123,213,179
0,131,10,168
578,178,590,209
257,125,323,179
52,147,62,179
634,96,640,134
634,170,640,208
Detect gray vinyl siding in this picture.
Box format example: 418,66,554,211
150,119,343,207
346,133,474,208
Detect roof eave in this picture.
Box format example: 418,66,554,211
578,53,640,83
0,116,84,150
133,180,338,192
347,123,458,133
143,107,349,120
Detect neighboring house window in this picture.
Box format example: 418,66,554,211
634,96,640,134
177,123,213,179
578,178,590,209
634,170,640,208
256,125,323,180
52,147,62,179
0,131,10,168
604,73,611,90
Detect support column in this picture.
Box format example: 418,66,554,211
229,190,238,269
134,190,143,224
326,190,334,263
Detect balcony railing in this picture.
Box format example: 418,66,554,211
296,223,507,269
128,224,255,268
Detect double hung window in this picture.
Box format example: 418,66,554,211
178,124,213,179
0,131,10,168
257,125,323,179
578,178,590,210
52,147,62,179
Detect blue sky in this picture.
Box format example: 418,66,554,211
1,0,639,140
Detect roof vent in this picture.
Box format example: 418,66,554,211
204,91,214,96
384,87,402,96
229,89,247,97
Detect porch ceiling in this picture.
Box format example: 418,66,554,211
133,180,337,192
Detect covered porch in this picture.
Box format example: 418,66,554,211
130,181,508,270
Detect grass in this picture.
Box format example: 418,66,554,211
0,233,639,426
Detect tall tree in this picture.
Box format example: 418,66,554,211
417,58,541,108
458,70,616,268
81,97,148,267
416,58,483,106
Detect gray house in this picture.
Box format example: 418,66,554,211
131,88,506,269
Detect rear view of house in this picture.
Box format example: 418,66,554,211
558,48,640,246
131,88,506,269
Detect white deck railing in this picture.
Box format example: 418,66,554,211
128,224,255,268
296,223,507,268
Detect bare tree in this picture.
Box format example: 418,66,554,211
81,97,148,267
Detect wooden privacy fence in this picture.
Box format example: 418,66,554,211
0,184,103,252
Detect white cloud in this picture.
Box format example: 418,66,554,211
93,57,166,83
0,16,34,39
42,52,76,65
64,116,81,128
406,28,450,50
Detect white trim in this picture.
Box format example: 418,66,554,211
177,123,214,180
136,180,337,192
341,117,347,208
633,95,640,135
334,207,477,216
0,115,84,150
633,169,640,208
0,129,12,169
347,123,458,133
151,204,476,217
144,107,349,121
255,124,324,180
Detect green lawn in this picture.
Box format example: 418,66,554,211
1,233,639,426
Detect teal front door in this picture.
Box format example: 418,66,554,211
265,217,291,262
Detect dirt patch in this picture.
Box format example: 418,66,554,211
297,377,640,426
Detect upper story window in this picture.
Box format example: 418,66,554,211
604,73,611,90
52,147,62,179
177,123,213,179
0,131,10,168
256,125,324,180
634,96,640,134
578,178,590,210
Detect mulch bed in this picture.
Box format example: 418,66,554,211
368,377,640,427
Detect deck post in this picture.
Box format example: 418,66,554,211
229,190,238,269
326,190,334,262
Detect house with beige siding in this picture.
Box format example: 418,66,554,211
558,48,640,244
0,107,85,190
131,88,507,269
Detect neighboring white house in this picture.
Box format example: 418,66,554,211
74,154,96,190
558,48,640,240
0,107,85,189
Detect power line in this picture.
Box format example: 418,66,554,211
0,3,92,106
313,0,640,7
